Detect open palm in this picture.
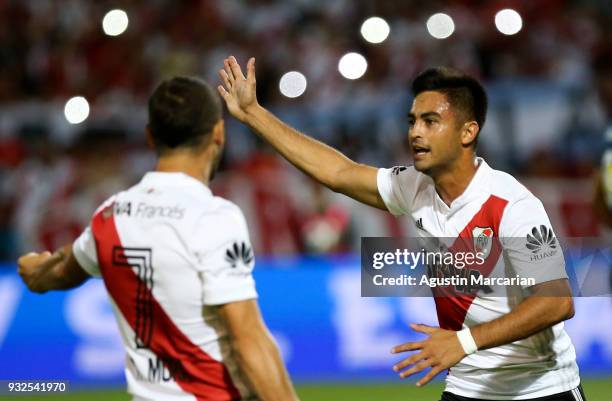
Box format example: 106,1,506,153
218,56,258,122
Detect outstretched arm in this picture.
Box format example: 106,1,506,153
17,244,91,293
218,56,386,210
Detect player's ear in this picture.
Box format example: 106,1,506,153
212,119,225,148
461,121,479,147
145,125,155,149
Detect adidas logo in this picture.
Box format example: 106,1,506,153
392,166,407,176
225,242,254,268
525,225,557,254
415,218,424,231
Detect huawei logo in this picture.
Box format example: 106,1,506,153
225,242,254,268
525,225,557,254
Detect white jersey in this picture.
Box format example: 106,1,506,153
377,158,580,400
73,172,258,401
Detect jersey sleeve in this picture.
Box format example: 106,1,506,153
72,225,101,278
500,196,568,286
377,166,419,216
194,205,258,306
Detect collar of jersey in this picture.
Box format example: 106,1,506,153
140,171,212,197
434,157,490,215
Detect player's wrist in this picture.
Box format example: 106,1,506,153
243,103,265,124
456,327,478,355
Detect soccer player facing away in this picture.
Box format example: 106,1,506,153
17,77,299,401
218,57,586,401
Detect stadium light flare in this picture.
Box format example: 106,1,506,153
426,13,455,39
102,9,129,36
338,52,368,80
495,9,523,35
279,71,308,98
360,17,390,44
64,96,90,124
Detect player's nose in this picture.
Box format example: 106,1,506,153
408,121,424,142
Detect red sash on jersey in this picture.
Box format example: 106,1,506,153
92,204,241,401
432,195,509,330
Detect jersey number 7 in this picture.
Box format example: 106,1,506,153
112,246,154,349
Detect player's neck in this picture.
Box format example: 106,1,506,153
155,152,213,186
432,156,478,207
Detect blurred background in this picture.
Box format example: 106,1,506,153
0,0,611,400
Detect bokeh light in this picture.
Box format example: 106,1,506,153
338,53,368,80
64,96,90,124
360,17,390,44
426,13,455,39
279,71,308,98
495,9,523,35
102,9,129,36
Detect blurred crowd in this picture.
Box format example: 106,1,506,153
1,0,611,261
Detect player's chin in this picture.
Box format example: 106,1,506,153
412,156,433,173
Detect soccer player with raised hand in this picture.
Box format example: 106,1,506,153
219,56,586,401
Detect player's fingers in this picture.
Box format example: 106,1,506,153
229,56,247,81
219,69,232,90
223,59,235,83
217,85,229,100
416,366,443,387
411,323,437,334
399,359,432,379
392,351,426,372
17,252,38,265
45,251,63,266
391,341,424,354
246,57,256,83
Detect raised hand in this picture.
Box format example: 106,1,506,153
218,56,258,122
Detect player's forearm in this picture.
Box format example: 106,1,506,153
233,330,299,401
470,295,574,350
244,104,354,191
